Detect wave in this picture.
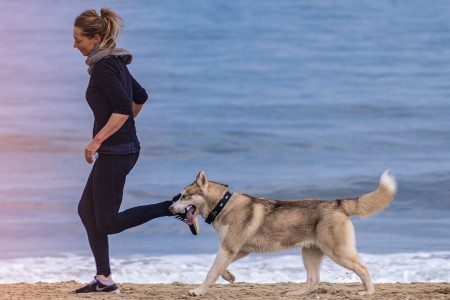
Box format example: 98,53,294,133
0,252,448,284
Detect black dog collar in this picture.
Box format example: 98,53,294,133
205,191,233,224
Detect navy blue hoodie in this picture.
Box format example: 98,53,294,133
86,55,148,153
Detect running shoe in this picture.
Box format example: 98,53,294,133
75,277,120,294
172,194,199,235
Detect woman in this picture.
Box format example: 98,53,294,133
73,8,199,294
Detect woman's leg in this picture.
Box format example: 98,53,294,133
92,152,173,236
78,151,173,277
78,160,112,276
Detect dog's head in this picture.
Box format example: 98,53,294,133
169,171,211,220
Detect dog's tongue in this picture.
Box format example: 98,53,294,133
186,207,195,225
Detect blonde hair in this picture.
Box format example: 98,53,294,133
74,8,123,52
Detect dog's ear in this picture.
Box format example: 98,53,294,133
196,171,208,188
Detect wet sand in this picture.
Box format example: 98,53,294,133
0,282,448,300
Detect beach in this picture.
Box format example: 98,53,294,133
0,282,449,300
1,1,449,299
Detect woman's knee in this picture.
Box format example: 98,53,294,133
96,219,115,235
78,199,91,223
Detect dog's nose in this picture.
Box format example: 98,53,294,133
169,205,175,213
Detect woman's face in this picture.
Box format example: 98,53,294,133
73,26,99,56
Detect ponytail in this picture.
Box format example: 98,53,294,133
74,8,124,52
99,8,123,51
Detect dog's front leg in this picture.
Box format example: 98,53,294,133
189,247,234,296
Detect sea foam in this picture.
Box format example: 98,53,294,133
0,252,448,284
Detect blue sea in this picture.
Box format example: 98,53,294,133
0,0,449,284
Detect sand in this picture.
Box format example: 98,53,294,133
0,282,448,300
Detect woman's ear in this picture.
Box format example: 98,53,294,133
93,34,101,44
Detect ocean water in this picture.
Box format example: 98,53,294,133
0,252,449,284
0,0,449,284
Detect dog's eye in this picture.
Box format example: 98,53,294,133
182,194,188,200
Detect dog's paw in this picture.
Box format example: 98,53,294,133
358,290,374,296
286,287,311,296
221,270,235,283
189,288,206,296
286,290,303,296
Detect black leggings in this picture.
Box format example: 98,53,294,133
78,151,172,276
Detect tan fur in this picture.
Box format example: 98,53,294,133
169,170,397,297
341,171,397,218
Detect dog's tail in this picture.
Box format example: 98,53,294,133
341,170,397,218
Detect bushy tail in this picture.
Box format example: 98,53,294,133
342,170,397,218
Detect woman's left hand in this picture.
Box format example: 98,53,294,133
85,139,101,164
84,113,128,164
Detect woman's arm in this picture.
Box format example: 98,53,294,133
133,102,144,119
131,75,147,119
84,113,129,164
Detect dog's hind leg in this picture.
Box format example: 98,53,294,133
221,251,249,283
189,247,236,296
286,246,324,295
321,219,374,295
328,250,374,295
221,269,235,283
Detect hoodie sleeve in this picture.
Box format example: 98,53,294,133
131,75,148,105
91,58,133,116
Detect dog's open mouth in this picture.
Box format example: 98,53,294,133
186,206,197,225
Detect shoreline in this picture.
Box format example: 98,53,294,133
0,282,448,300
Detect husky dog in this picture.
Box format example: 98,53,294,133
170,170,396,296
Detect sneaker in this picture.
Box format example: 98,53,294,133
75,277,120,294
172,194,199,236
